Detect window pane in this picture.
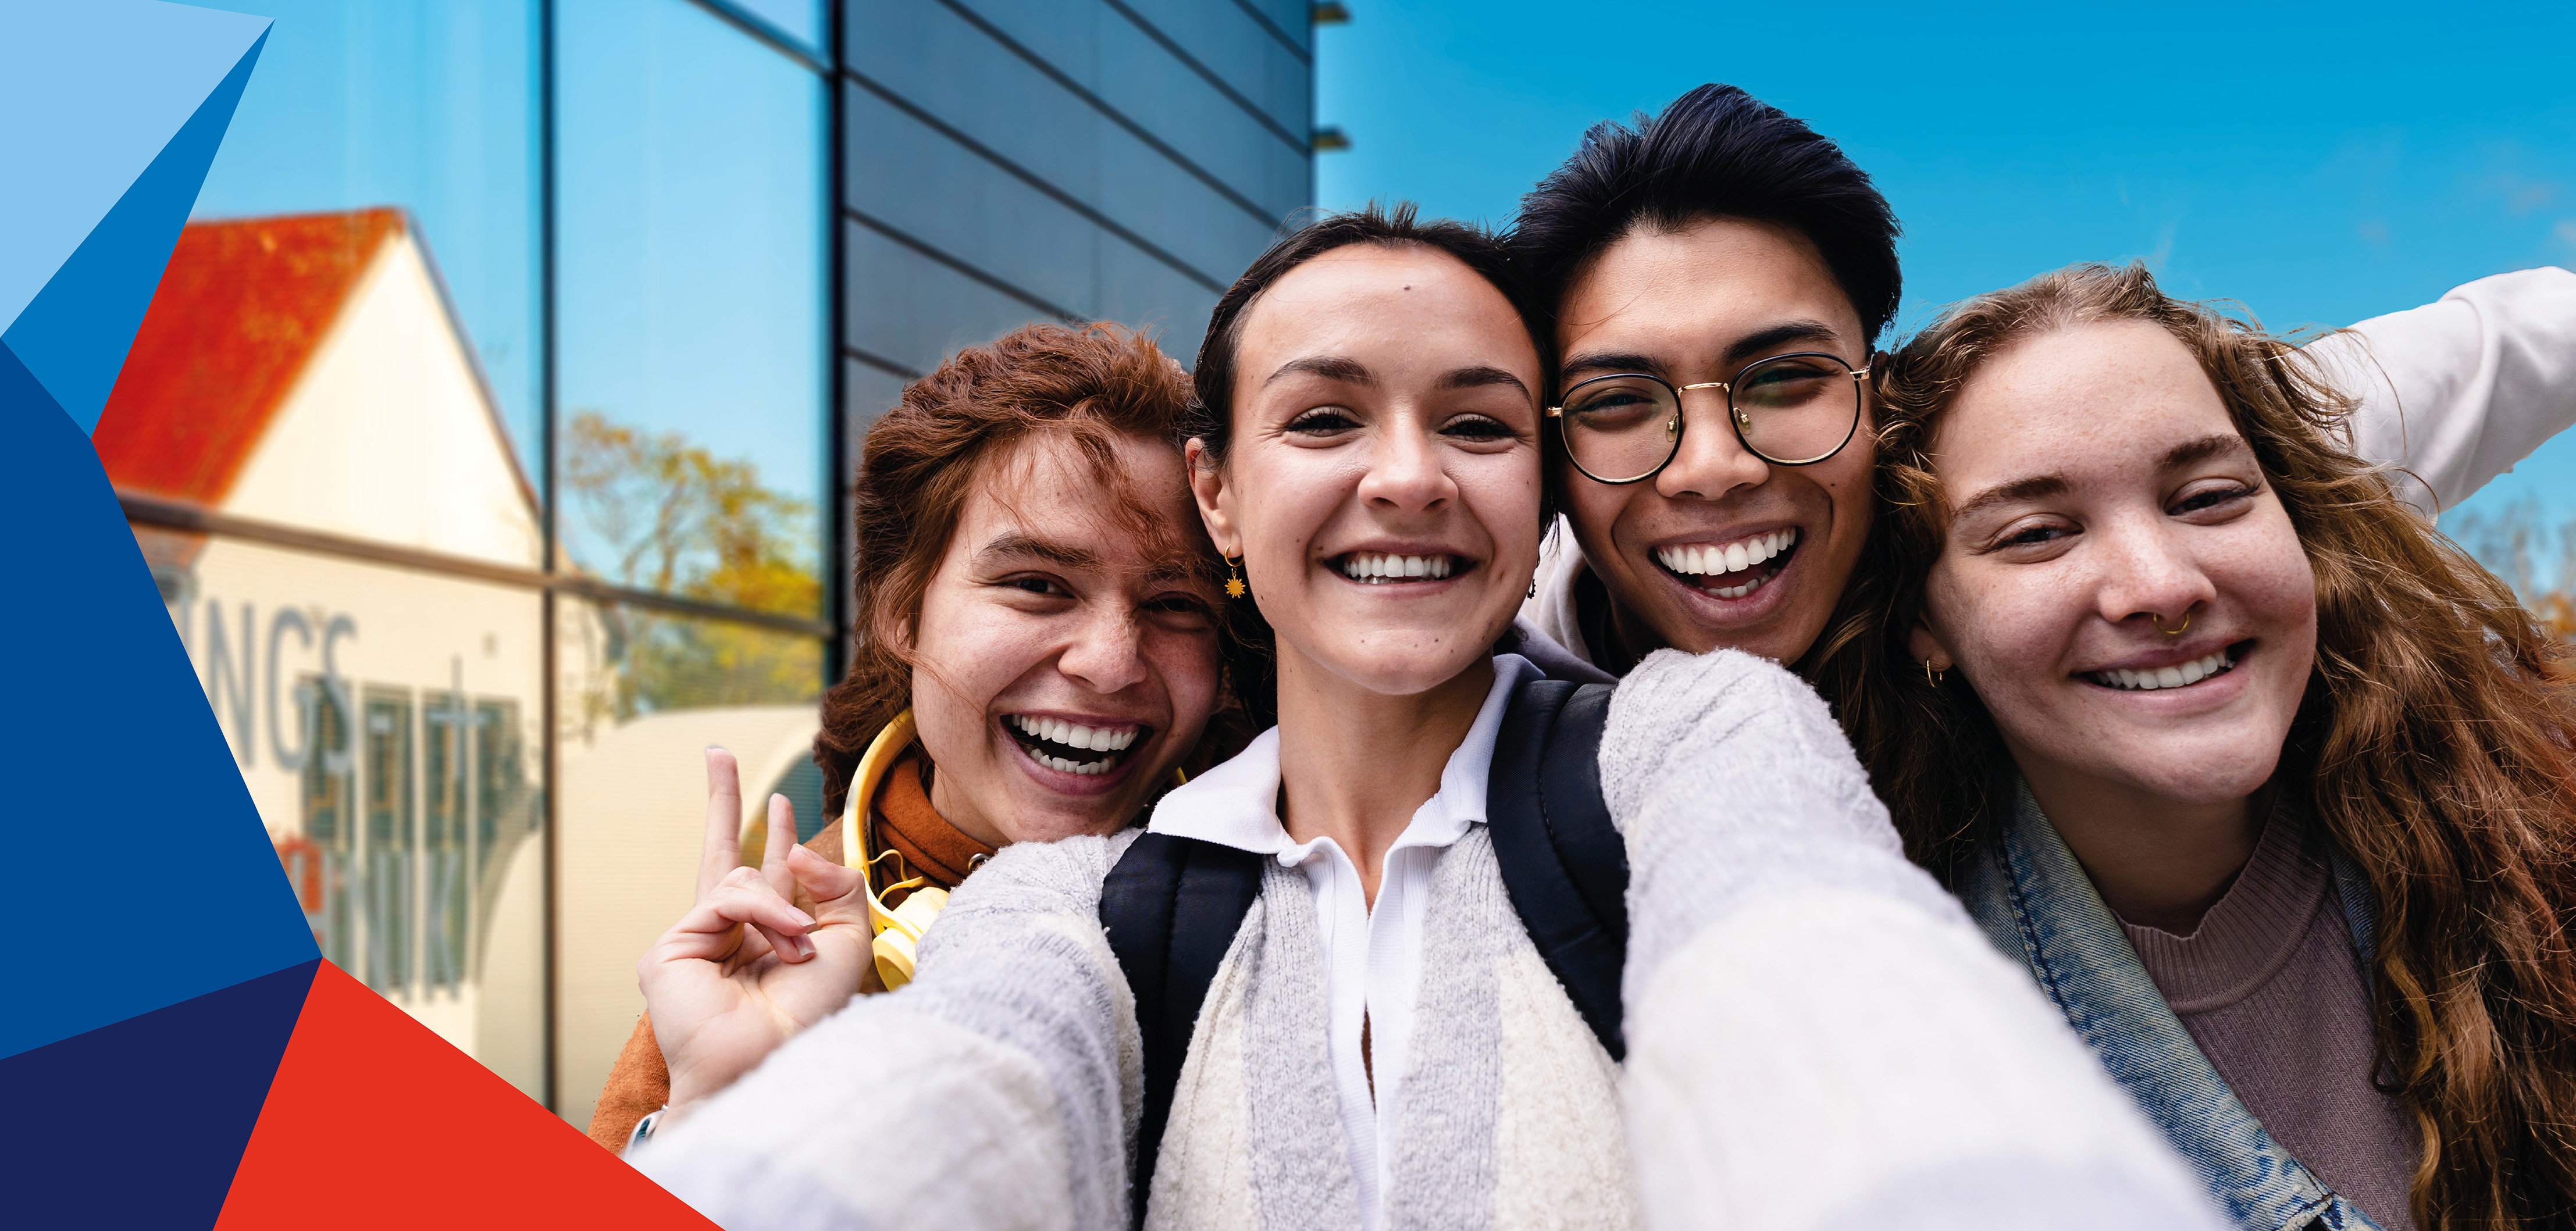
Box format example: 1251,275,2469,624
558,0,828,618
299,677,357,969
726,0,825,52
474,700,534,883
103,0,551,1104
554,598,824,1132
363,688,416,993
183,0,543,471
423,690,470,994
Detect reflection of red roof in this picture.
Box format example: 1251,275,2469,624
94,209,404,504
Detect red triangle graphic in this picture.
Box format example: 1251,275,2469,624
216,961,714,1228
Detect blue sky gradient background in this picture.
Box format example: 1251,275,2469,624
1313,1,2576,551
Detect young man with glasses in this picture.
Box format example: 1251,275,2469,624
1511,84,2576,676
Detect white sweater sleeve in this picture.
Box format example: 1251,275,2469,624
627,833,1140,1231
2303,266,2576,519
1601,649,2225,1231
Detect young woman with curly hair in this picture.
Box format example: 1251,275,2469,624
1816,262,2576,1230
588,321,1257,1151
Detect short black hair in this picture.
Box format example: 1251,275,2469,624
1185,201,1548,465
1510,84,1902,348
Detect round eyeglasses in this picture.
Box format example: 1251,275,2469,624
1547,352,1869,484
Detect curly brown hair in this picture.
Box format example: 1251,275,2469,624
1812,262,2576,1229
814,322,1264,816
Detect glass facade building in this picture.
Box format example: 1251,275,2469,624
106,0,1313,1126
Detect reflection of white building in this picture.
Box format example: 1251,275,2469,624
101,208,822,1116
99,209,553,1095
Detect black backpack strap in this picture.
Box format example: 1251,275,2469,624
1100,832,1264,1228
1484,677,1629,1060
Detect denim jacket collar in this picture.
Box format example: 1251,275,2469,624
1959,780,2382,1231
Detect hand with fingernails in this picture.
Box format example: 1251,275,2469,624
637,747,874,1120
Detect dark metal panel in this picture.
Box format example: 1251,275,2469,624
1098,245,1225,368
959,0,1307,217
845,83,1274,334
843,218,1068,374
1114,0,1311,138
845,0,1285,270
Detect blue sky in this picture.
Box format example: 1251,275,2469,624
1313,1,2576,545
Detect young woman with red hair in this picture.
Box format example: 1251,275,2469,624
588,322,1253,1150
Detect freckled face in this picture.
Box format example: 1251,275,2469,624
1191,242,1544,697
1909,320,2318,809
908,433,1224,845
1554,217,1876,663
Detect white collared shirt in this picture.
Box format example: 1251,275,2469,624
1146,654,1540,1231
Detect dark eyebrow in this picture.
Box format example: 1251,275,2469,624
1437,365,1530,395
985,530,1218,593
1560,319,1849,384
977,533,1099,570
1263,355,1374,388
1948,437,2253,524
1723,319,1844,367
1559,351,1666,381
2162,433,2252,470
1950,474,2069,522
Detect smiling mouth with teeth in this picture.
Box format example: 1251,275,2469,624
1006,713,1143,776
1655,527,1800,600
1336,552,1460,584
2084,644,2246,691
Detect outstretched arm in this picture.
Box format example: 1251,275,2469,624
628,832,1141,1231
2304,266,2576,518
1604,648,2225,1231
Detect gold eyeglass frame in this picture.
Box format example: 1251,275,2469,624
1545,351,1872,484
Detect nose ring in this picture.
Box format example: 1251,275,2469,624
2153,611,2191,637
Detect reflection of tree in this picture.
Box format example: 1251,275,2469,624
2449,497,2576,642
562,411,822,720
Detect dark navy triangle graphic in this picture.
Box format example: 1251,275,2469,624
0,959,317,1230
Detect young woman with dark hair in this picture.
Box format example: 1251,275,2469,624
1823,262,2576,1230
625,209,2233,1231
587,322,1248,1150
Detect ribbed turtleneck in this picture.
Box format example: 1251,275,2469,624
872,750,995,890
2118,807,2419,1230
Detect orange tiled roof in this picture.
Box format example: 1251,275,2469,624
92,208,405,504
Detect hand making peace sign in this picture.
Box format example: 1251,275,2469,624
637,747,874,1115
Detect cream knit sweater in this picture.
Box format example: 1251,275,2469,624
633,650,2224,1231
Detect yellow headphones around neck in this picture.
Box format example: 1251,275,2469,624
842,709,1186,990
842,710,942,990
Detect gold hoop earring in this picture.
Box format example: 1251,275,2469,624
1923,659,1945,688
2153,611,2190,637
1224,556,1246,600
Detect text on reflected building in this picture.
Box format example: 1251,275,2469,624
168,591,534,1004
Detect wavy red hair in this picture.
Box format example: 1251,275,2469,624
1813,263,2576,1228
815,323,1260,815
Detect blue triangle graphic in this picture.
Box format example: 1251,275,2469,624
0,333,65,423
2,27,267,434
0,336,319,1062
